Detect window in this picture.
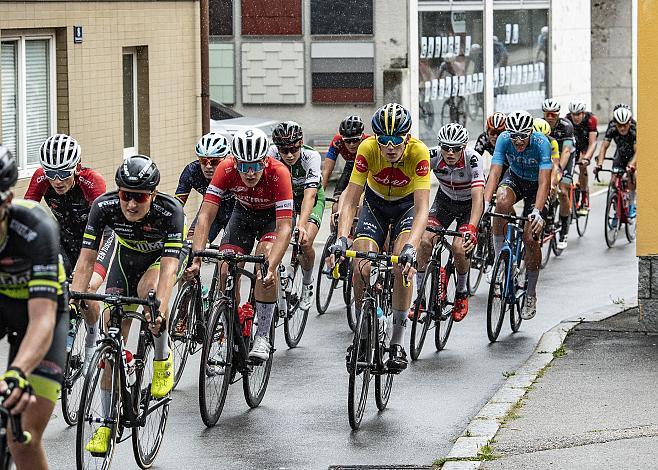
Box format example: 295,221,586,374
1,36,55,174
210,0,233,36
209,42,235,104
310,0,373,35
311,42,374,103
241,0,302,35
123,51,138,157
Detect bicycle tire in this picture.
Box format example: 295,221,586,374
198,301,233,427
132,335,169,469
0,433,12,470
284,261,309,348
540,228,552,269
574,188,589,237
344,263,356,332
410,261,436,360
374,373,393,411
510,247,525,333
347,303,372,430
604,193,619,248
76,343,120,470
62,312,87,426
316,233,338,315
243,308,275,408
625,212,637,242
468,228,489,295
487,251,510,342
169,281,197,390
435,260,455,351
552,198,564,257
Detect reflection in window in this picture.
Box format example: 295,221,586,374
418,10,484,143
492,9,548,114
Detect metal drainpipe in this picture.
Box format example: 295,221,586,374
201,0,210,134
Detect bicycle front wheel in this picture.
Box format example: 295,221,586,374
344,263,356,332
132,336,169,469
604,193,620,248
198,301,233,427
243,309,275,408
62,312,87,426
574,188,589,237
487,251,510,342
316,233,339,314
410,261,436,360
435,261,456,351
76,343,120,470
348,304,372,430
625,212,637,242
468,229,489,295
374,373,393,411
169,281,197,389
284,262,309,348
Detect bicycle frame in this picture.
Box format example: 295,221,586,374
492,214,527,305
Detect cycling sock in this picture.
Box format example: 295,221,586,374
456,271,468,294
415,272,425,297
526,270,540,297
560,216,570,236
390,308,407,346
493,235,504,256
630,190,637,206
154,330,170,361
255,301,276,338
302,267,314,285
101,389,112,418
85,323,98,349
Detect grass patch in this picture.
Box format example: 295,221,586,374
477,444,496,461
553,345,567,358
502,370,516,378
464,429,472,437
499,399,524,425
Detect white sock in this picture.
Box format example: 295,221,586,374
85,322,98,349
302,267,314,285
390,309,407,346
255,301,276,338
101,389,112,418
154,330,170,361
415,272,425,297
456,272,468,293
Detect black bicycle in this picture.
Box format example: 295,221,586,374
71,290,168,470
194,249,273,427
540,194,563,268
410,227,462,360
278,227,309,348
0,378,32,469
61,302,89,426
338,250,404,430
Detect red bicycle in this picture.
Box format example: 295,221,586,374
596,167,636,247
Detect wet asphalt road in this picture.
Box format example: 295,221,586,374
40,188,637,469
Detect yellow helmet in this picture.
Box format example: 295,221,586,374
533,118,551,136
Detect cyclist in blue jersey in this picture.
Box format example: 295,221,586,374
484,110,552,320
175,132,235,242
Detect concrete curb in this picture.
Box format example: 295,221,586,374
438,297,638,469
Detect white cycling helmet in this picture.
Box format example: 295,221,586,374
541,98,561,113
39,134,81,171
195,132,230,158
505,111,534,133
437,123,469,146
568,100,587,114
230,128,269,163
612,107,633,125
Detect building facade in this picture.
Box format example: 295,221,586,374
0,1,201,205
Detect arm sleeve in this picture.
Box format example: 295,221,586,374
491,134,508,167
163,202,185,258
82,170,107,203
325,135,340,162
604,124,615,141
175,165,194,205
274,166,294,220
473,134,486,155
550,139,560,161
23,170,46,201
588,115,598,132
28,215,62,300
539,139,554,170
81,200,105,251
204,160,232,206
413,146,431,191
469,152,485,189
303,151,322,189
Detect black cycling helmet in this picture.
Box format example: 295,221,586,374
272,121,303,146
339,115,365,138
0,145,18,193
115,155,160,191
371,103,412,136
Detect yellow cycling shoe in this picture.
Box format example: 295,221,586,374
85,426,111,455
151,352,174,398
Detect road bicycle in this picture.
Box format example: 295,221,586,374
0,389,31,470
486,212,528,342
597,167,636,247
71,290,168,470
337,250,404,430
277,226,309,348
540,193,563,268
468,199,495,295
568,171,589,237
193,249,273,427
61,302,90,426
410,227,463,360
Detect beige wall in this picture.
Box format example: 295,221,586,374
0,1,200,206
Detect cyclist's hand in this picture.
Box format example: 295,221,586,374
627,163,636,174
579,157,590,166
0,368,35,415
261,266,277,289
183,258,201,281
593,164,602,179
398,243,417,280
326,236,348,269
459,223,478,254
297,226,309,246
145,309,166,336
529,208,544,237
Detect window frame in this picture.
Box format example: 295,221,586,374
122,49,138,158
1,34,57,179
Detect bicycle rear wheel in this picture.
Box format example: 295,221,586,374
510,248,525,333
132,336,169,469
284,261,309,348
169,281,197,389
316,233,338,315
344,263,356,332
625,213,637,242
487,251,510,342
468,228,490,295
198,301,232,427
76,343,120,470
62,311,87,426
551,198,564,257
435,261,456,351
604,193,620,248
574,188,589,237
243,308,275,408
410,261,436,360
347,303,372,430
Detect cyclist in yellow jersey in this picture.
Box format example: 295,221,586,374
327,103,430,372
533,118,560,193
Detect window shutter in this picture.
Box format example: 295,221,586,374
25,39,51,166
1,42,18,158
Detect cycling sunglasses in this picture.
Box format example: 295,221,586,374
543,112,559,119
440,144,465,153
509,131,531,142
44,168,75,180
198,157,222,167
342,136,362,143
277,144,302,155
236,161,265,173
118,190,153,204
376,135,405,147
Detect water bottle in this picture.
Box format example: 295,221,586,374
66,316,77,353
376,306,385,341
122,349,136,387
201,285,210,312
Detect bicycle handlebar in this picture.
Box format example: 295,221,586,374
425,226,464,237
485,212,530,223
70,289,161,311
0,390,32,444
325,196,339,203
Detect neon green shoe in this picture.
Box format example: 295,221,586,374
151,352,174,398
85,426,111,455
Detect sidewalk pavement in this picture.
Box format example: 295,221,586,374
440,306,658,470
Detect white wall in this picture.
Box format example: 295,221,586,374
549,0,592,112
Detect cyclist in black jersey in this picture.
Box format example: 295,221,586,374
0,145,67,470
566,101,599,215
474,112,506,158
71,155,185,454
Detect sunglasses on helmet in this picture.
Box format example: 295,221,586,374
44,168,75,181
118,190,153,204
376,135,405,147
236,161,265,173
509,131,531,142
440,144,465,153
198,157,222,167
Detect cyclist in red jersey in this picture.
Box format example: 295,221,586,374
186,128,293,360
566,100,599,215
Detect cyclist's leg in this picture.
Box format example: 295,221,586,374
453,203,474,295
558,154,575,242
417,190,453,298
521,185,544,297
575,149,590,205
493,171,520,255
